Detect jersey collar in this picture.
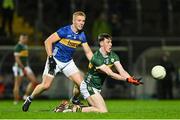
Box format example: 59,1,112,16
99,48,108,58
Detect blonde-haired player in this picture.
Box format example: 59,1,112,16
22,11,93,111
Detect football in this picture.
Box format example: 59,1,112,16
151,65,166,80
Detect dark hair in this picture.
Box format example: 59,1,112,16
98,33,112,42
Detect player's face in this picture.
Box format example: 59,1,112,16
101,38,112,53
73,15,85,31
20,35,28,44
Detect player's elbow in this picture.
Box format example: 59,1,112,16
44,39,49,46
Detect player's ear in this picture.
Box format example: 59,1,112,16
99,41,103,47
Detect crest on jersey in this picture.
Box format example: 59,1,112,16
67,35,72,38
79,37,82,41
104,58,109,64
111,58,115,62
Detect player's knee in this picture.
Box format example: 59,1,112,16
42,83,51,90
96,106,108,113
32,82,39,88
99,109,108,113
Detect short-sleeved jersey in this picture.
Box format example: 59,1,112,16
53,25,87,62
84,49,120,90
14,43,28,66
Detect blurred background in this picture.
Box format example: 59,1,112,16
0,0,180,100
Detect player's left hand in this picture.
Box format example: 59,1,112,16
23,67,27,76
48,55,57,75
127,76,143,85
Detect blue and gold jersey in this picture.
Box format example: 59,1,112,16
53,25,87,62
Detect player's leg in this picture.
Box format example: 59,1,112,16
12,65,23,104
13,76,23,104
70,83,83,105
67,93,107,113
63,60,83,105
72,83,80,97
25,67,39,85
67,71,83,86
68,73,83,105
32,75,54,97
23,67,39,100
22,74,54,112
22,59,57,112
82,93,107,113
23,82,32,100
80,81,107,113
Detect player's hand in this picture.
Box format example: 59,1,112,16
23,67,27,76
48,55,56,75
127,76,143,85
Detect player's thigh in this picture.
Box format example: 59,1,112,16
68,72,83,86
25,67,37,81
63,60,83,85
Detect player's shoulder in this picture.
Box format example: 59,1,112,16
59,25,71,31
94,50,100,56
14,43,22,48
14,43,23,52
93,50,102,59
110,51,120,61
110,51,118,56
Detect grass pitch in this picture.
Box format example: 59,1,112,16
0,99,180,119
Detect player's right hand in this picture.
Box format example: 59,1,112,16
127,76,143,85
48,55,57,75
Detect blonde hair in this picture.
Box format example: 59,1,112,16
73,11,86,20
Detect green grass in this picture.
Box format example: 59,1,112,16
0,99,180,119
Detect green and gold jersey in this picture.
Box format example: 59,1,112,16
14,43,29,66
84,49,120,90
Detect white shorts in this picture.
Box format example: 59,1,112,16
12,66,33,77
43,57,79,77
80,80,101,99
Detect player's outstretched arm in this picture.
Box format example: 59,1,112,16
97,64,127,81
82,43,93,61
114,61,143,85
98,64,143,86
114,61,131,78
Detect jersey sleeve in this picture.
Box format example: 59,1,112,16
56,28,66,38
91,55,103,67
112,52,120,62
14,44,21,56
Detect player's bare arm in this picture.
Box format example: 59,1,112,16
114,61,131,78
15,55,25,69
82,43,93,61
97,64,127,81
44,32,60,56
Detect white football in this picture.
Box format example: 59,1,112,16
151,65,166,80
